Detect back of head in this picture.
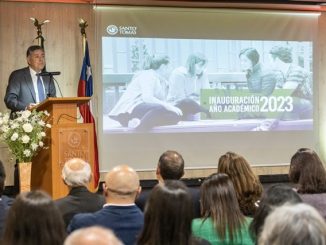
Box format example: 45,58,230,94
218,151,262,201
64,226,123,245
289,148,326,193
138,180,193,245
62,158,92,188
3,190,65,245
269,45,293,63
157,150,184,181
0,160,6,196
250,184,302,240
259,203,326,245
104,165,140,203
200,173,245,242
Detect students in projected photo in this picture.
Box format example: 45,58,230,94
239,48,277,96
269,45,313,120
238,48,280,123
108,55,182,130
167,53,211,120
250,46,313,131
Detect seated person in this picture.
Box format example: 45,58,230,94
55,158,105,227
67,165,144,245
167,53,211,120
259,203,326,245
109,55,182,130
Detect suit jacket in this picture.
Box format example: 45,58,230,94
4,67,56,113
67,205,144,245
0,195,14,238
54,186,105,228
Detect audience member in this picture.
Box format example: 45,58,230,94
67,165,143,245
3,190,66,245
0,160,14,240
259,203,326,245
192,173,254,245
136,150,201,217
289,147,326,218
218,151,263,216
55,158,105,227
249,184,302,242
64,226,123,245
138,180,209,245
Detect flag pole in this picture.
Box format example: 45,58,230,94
77,18,100,189
79,18,88,54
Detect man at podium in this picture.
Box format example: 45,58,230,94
3,45,56,194
4,45,56,115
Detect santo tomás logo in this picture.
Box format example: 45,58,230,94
106,24,137,35
107,25,119,35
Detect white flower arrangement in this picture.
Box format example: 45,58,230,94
0,110,51,162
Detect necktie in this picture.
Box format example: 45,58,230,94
37,75,45,102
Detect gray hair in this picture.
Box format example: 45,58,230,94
61,158,92,187
259,203,326,245
64,226,123,245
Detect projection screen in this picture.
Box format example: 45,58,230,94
95,6,319,171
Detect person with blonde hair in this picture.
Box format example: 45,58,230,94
259,203,326,245
68,165,143,245
218,151,263,216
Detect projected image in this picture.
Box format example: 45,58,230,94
102,38,313,133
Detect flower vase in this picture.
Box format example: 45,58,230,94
18,162,32,192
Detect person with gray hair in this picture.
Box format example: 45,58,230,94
259,203,326,245
64,226,123,245
55,158,105,228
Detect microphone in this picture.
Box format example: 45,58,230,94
37,71,61,76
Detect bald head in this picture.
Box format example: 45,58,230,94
104,165,140,202
64,226,123,245
62,158,92,187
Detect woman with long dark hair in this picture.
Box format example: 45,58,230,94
289,148,326,218
3,190,66,245
138,180,208,245
192,173,254,244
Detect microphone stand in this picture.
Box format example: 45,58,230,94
47,74,53,98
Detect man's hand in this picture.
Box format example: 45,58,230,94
26,103,37,110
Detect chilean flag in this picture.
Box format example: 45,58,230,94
78,41,99,188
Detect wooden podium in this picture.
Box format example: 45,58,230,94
31,97,95,199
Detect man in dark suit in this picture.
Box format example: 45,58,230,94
4,45,56,195
135,150,201,217
67,165,144,245
0,160,14,240
4,45,56,114
55,158,105,228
